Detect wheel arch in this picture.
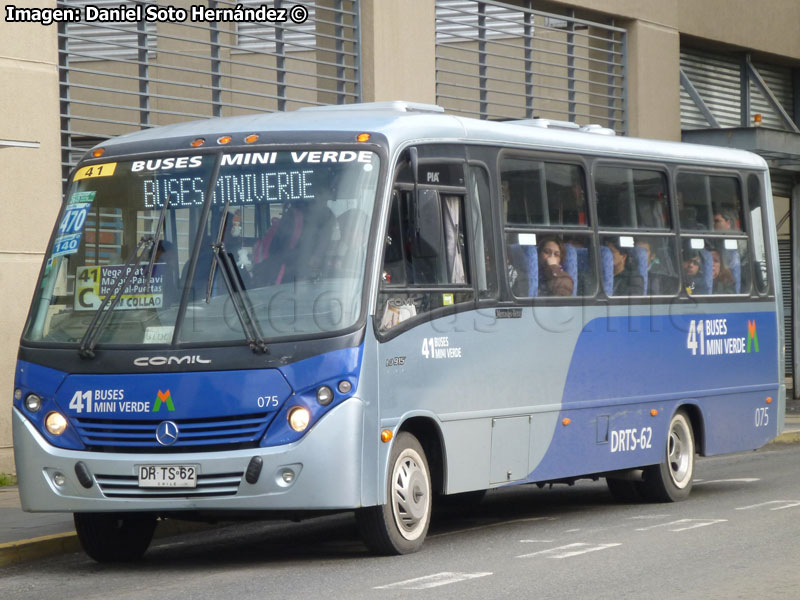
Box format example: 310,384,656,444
397,416,446,496
675,402,706,456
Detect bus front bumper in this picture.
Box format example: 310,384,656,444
12,398,364,513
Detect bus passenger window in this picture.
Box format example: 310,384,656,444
501,159,585,226
677,174,749,296
505,232,594,298
596,167,669,229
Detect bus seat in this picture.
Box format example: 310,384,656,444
724,248,741,293
700,249,713,295
563,243,578,296
599,245,613,297
508,244,538,297
633,245,649,295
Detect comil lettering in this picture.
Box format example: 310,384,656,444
134,355,212,367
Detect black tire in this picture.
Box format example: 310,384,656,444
356,432,432,555
606,478,643,503
638,410,695,502
74,513,157,562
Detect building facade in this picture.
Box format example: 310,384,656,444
1,0,799,473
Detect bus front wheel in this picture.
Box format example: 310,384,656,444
638,410,695,502
74,512,157,562
356,432,432,555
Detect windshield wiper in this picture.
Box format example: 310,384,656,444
78,198,170,358
144,196,170,293
204,202,268,354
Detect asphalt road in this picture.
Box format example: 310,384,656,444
4,443,800,600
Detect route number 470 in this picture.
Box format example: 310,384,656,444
686,320,705,356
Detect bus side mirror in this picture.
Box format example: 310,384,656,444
412,188,443,258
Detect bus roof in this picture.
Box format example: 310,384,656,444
98,101,767,170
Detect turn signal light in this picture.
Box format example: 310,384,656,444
562,418,571,426
191,138,206,147
650,409,659,417
217,135,232,145
357,133,371,142
92,148,105,158
381,429,393,443
245,134,259,144
766,397,773,404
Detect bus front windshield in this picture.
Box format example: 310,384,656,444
24,149,381,347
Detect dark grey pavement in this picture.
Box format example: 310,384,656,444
3,405,800,567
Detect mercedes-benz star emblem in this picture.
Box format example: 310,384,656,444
155,421,179,446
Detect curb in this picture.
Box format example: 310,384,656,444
0,519,218,568
767,429,800,445
0,532,81,568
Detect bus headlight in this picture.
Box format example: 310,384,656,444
25,394,42,413
45,412,68,436
288,407,310,432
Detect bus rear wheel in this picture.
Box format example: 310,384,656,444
74,512,157,562
356,432,432,555
638,410,695,502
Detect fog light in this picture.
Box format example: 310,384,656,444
288,407,310,432
316,386,333,406
53,472,66,487
45,412,68,436
337,380,352,394
281,470,295,484
25,393,42,413
14,388,22,401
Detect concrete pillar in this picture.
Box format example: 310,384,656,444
0,2,63,474
359,0,436,104
624,20,681,141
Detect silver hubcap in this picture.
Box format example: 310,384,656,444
391,448,430,541
668,415,693,489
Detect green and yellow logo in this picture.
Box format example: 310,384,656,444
152,389,175,412
747,320,759,353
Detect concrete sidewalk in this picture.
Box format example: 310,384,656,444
3,414,800,567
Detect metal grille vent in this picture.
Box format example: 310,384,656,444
58,0,362,188
95,471,243,498
73,412,274,452
779,238,793,376
435,0,626,133
680,48,795,131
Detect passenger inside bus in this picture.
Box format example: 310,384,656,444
710,247,737,294
713,207,740,231
603,238,644,296
634,238,679,295
682,248,709,295
537,236,573,296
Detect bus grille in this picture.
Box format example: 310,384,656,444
72,412,274,453
95,471,243,498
